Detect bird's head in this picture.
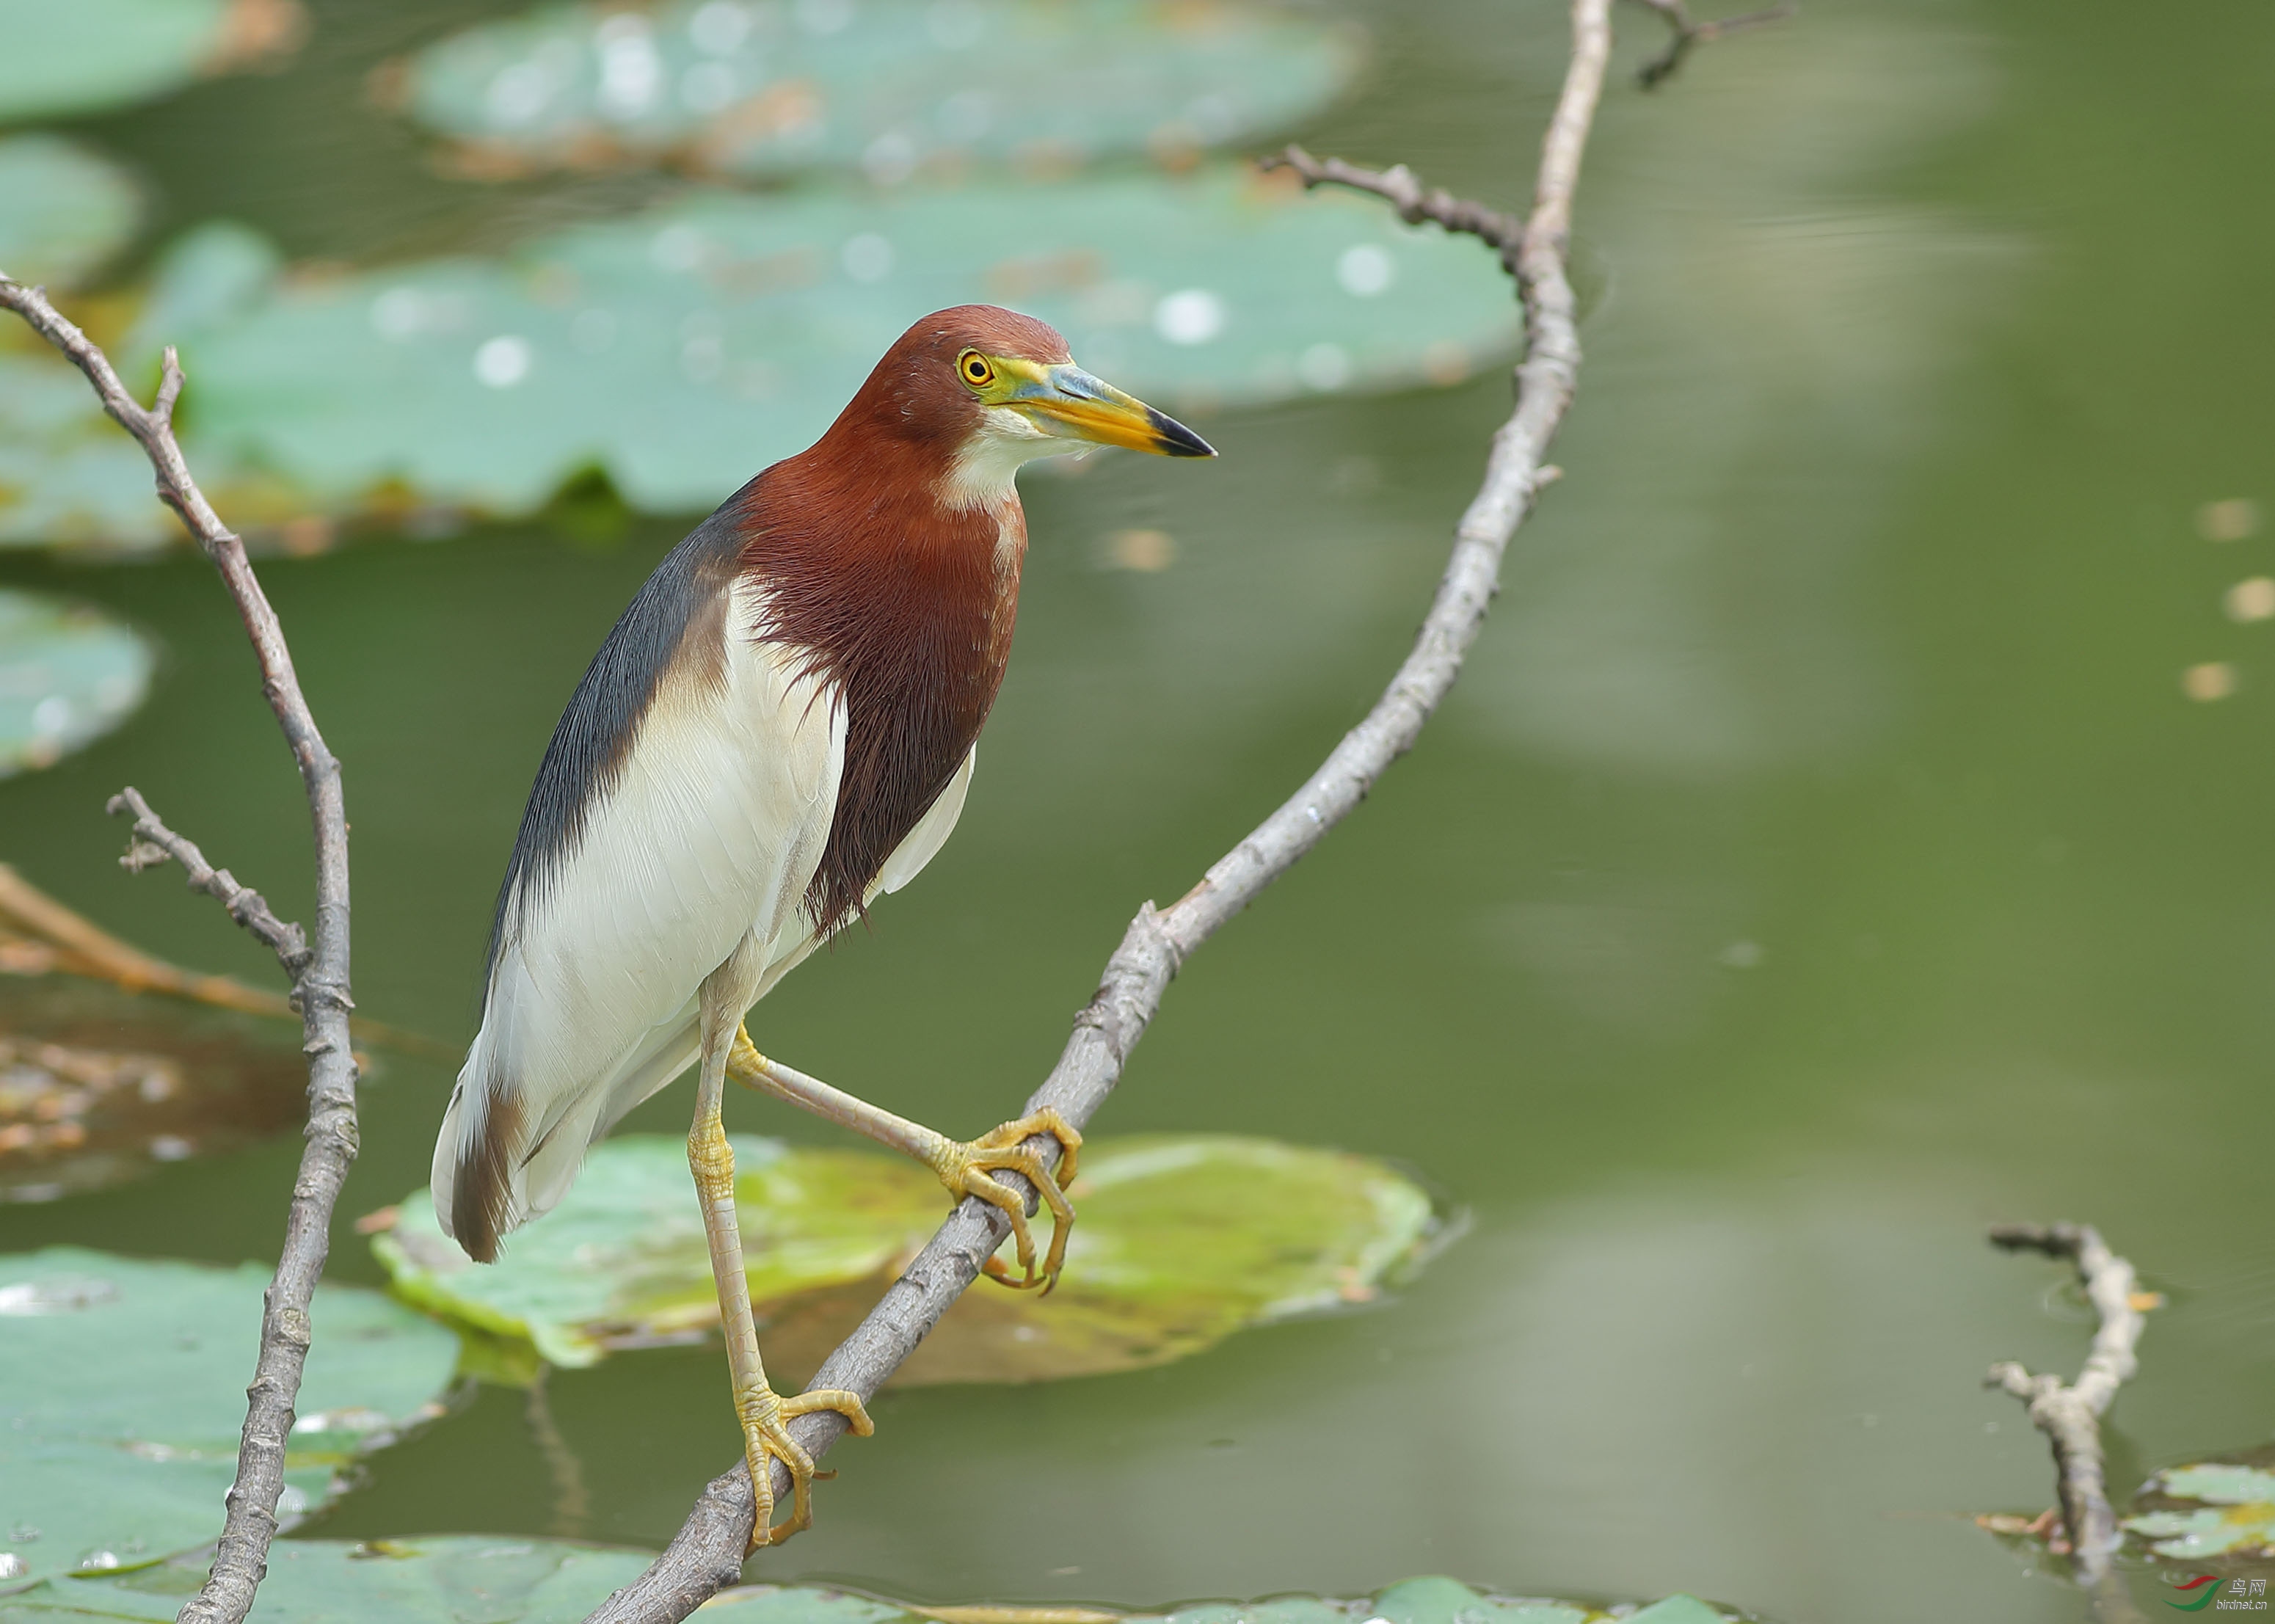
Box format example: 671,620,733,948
842,305,1215,506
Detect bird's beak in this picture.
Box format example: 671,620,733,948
1010,363,1217,458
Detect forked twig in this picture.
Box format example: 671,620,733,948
0,276,358,1624
1985,1223,2150,1585
1628,0,1793,88
1259,145,1526,273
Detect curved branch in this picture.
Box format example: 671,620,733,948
583,3,1613,1620
1984,1223,2149,1584
1258,145,1525,274
0,280,359,1624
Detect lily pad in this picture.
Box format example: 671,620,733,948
2123,1457,2275,1562
0,136,140,291
373,1133,1441,1383
0,0,305,123
0,591,153,776
0,1248,459,1583
183,168,1515,519
0,1546,1750,1624
394,0,1361,183
0,975,307,1204
0,223,336,554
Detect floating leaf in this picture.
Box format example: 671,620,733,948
395,0,1361,184
0,136,140,291
0,1545,1754,1624
2122,1456,2275,1562
182,170,1514,520
373,1133,1441,1383
0,975,307,1203
0,355,191,552
0,0,305,123
0,224,333,554
0,1537,651,1622
0,591,153,776
0,1249,458,1582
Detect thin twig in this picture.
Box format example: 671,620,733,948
1259,145,1526,274
1985,1223,2149,1585
104,789,311,974
582,3,1612,1620
0,862,295,1022
0,276,359,1624
1627,0,1792,88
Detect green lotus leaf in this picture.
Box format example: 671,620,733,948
179,169,1515,520
0,222,322,554
0,136,140,291
0,976,307,1204
0,1537,654,1623
373,1133,1440,1383
2122,1458,2275,1561
0,1545,1753,1624
0,1249,459,1583
0,591,153,776
0,0,302,123
1365,1576,1588,1624
395,0,1361,184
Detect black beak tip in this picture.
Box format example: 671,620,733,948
1148,406,1218,459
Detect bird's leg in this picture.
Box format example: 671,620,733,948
727,1026,1080,1292
691,970,870,1551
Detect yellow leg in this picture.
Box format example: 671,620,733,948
727,1027,1082,1292
691,1041,870,1549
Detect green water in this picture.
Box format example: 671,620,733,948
6,0,2275,1619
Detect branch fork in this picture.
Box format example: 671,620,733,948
1,272,360,1624
1984,1223,2150,1584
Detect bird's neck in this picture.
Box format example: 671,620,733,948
735,432,1025,931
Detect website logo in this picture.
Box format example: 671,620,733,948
2166,1574,2270,1612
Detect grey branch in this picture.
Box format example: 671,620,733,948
1259,145,1525,274
583,2,1612,1620
1627,0,1793,88
105,788,313,977
0,277,360,1624
1984,1223,2148,1585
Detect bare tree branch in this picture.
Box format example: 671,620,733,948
105,787,311,974
1258,145,1525,274
0,277,359,1624
583,3,1614,1620
1984,1223,2150,1585
1627,0,1793,88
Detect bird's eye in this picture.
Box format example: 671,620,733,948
957,350,996,390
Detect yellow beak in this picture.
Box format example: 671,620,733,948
1010,363,1216,458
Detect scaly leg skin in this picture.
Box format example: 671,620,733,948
691,999,870,1550
727,1026,1082,1292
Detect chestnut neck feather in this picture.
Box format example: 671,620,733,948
735,388,1023,936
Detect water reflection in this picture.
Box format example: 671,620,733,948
1477,13,2013,775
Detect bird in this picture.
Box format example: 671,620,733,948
430,305,1213,1548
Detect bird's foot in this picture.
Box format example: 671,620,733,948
735,1376,872,1551
925,1110,1082,1292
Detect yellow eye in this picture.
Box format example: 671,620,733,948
957,349,996,390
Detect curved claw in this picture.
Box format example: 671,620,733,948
942,1110,1082,1292
738,1381,873,1551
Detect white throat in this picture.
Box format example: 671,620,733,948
941,404,1082,509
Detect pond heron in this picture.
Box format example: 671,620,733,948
430,306,1213,1547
